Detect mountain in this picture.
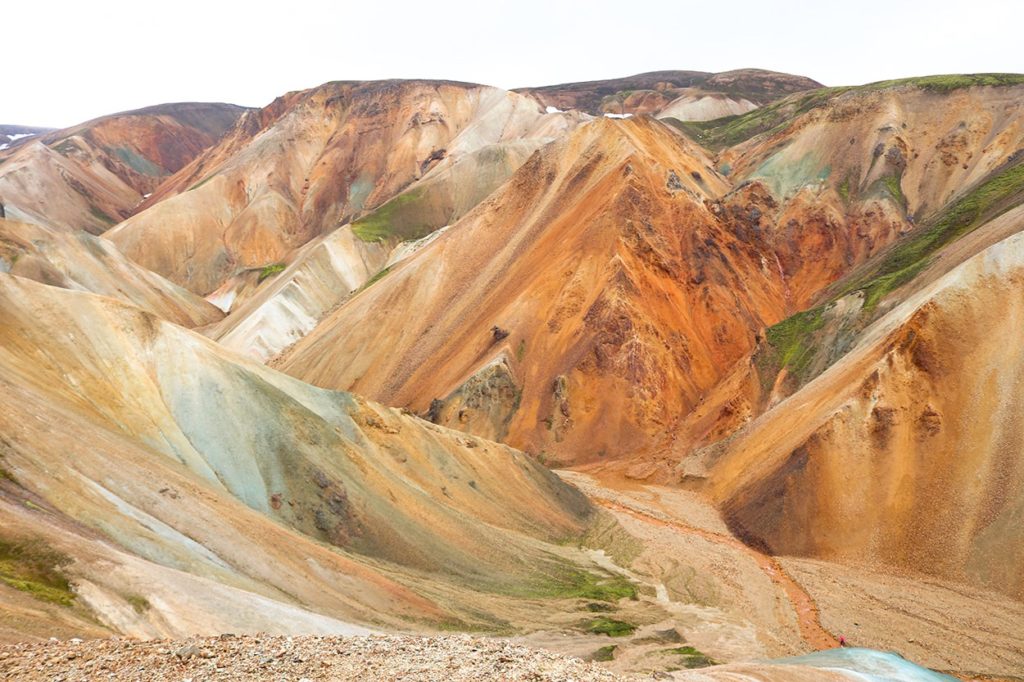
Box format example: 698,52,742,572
516,69,823,118
0,103,247,233
1,71,1022,681
0,217,221,327
0,125,53,150
271,102,912,464
0,273,611,641
106,81,584,305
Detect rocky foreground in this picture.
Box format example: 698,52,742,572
0,634,626,681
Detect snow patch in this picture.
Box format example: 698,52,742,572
603,113,633,119
545,105,563,114
7,133,34,141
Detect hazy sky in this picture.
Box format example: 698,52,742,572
7,0,1022,128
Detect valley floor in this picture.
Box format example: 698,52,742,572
548,472,1024,681
0,473,1020,681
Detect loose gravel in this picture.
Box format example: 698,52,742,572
0,634,628,681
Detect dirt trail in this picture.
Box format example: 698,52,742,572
590,496,838,651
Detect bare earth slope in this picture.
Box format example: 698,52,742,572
0,273,606,640
106,80,581,300
0,103,245,233
0,217,222,327
516,69,822,116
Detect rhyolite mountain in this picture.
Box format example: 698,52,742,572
0,103,247,233
0,70,1022,680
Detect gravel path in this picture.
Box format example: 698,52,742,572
0,634,628,681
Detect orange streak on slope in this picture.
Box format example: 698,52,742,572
593,498,839,651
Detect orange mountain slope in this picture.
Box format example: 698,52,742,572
275,117,779,462
273,109,918,464
0,103,245,233
708,222,1024,600
105,81,583,300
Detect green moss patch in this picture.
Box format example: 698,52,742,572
353,266,393,295
0,537,75,606
516,561,638,603
188,174,218,191
351,189,433,243
758,306,826,385
666,646,718,668
126,594,150,614
257,263,286,283
592,645,617,661
586,617,636,637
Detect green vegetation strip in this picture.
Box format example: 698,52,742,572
761,306,827,383
669,74,1024,152
665,87,849,151
351,189,432,243
759,154,1024,386
838,155,1024,310
586,617,635,637
516,562,638,602
666,646,718,669
257,263,286,282
863,73,1024,93
0,537,75,606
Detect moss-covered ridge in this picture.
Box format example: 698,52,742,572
668,74,1024,152
757,153,1024,389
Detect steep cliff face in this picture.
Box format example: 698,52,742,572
106,81,581,299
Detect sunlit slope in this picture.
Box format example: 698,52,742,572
0,103,245,233
708,226,1024,600
0,274,598,638
107,81,581,300
0,218,221,327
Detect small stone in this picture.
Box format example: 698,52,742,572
174,645,201,660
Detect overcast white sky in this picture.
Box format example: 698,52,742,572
6,0,1022,128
